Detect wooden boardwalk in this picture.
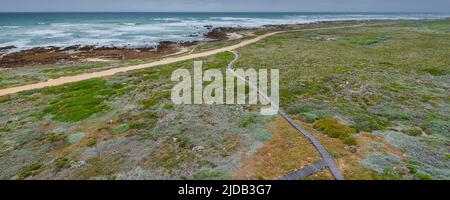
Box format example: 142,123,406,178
227,51,344,180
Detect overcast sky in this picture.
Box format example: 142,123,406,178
1,0,449,12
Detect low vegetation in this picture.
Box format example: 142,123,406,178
236,19,450,179
314,118,357,146
194,169,232,180
111,124,130,135
37,78,128,122
65,133,86,144
0,19,448,180
18,163,44,180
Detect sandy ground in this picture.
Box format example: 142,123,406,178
83,58,113,62
227,32,244,40
0,24,366,97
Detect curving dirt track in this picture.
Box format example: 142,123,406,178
0,24,366,97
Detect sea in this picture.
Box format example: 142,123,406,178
0,12,449,51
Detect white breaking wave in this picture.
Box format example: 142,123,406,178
0,13,449,51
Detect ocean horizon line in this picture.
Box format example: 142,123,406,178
1,11,450,14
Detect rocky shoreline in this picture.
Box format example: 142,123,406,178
0,24,245,68
0,41,202,68
0,19,416,68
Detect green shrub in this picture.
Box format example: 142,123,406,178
250,130,273,142
280,88,296,104
0,126,11,132
381,168,403,180
238,114,257,128
55,157,71,169
177,137,192,149
193,169,232,180
352,35,390,45
112,124,130,135
405,160,421,174
301,113,318,123
46,134,65,143
148,112,159,118
18,163,44,180
352,117,388,133
340,135,358,146
415,173,432,180
314,118,357,146
329,151,343,158
142,91,170,109
65,132,85,144
406,127,422,137
129,122,147,129
0,96,12,104
314,118,356,137
163,103,174,110
87,138,97,147
419,68,447,76
155,147,194,171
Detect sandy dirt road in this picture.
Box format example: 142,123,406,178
0,24,365,97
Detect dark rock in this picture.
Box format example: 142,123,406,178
179,41,199,47
0,36,196,68
62,45,81,51
78,45,96,51
0,45,17,50
204,25,213,30
204,28,229,40
157,41,177,51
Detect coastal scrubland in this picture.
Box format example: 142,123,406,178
235,19,449,179
0,19,448,180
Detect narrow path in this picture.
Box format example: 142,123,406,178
279,160,327,180
0,23,368,97
278,110,344,180
227,51,344,180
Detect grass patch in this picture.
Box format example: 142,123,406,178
38,133,65,143
111,124,130,135
419,68,447,76
351,35,391,45
0,96,12,104
129,122,147,129
78,157,123,179
250,130,272,142
381,168,404,180
405,127,423,137
87,138,97,147
162,103,174,110
18,163,44,180
415,173,432,180
193,169,231,180
142,91,170,109
65,132,85,144
234,117,321,179
55,157,72,169
314,118,357,146
147,112,159,118
351,114,389,133
0,127,11,132
153,143,195,172
300,113,318,123
38,78,123,122
238,114,257,128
